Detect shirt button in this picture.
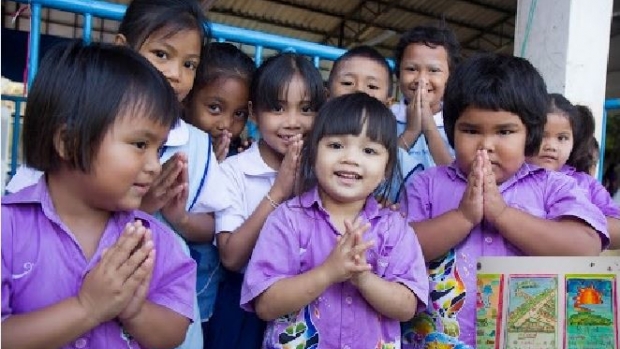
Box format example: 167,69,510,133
485,237,493,244
345,296,353,305
75,338,87,348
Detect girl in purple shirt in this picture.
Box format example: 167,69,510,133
529,93,620,249
1,43,196,348
242,93,429,349
400,54,608,348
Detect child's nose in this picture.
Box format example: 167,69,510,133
145,150,162,176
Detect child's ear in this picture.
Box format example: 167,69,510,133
114,34,128,46
53,127,69,160
248,101,256,123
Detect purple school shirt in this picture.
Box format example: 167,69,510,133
400,163,608,349
561,165,620,219
241,187,429,349
1,179,196,349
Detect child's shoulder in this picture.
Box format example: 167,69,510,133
133,210,181,242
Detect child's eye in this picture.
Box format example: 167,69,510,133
207,104,222,114
405,66,417,72
368,84,380,90
184,60,198,71
153,50,168,59
363,147,378,155
327,142,343,149
134,141,148,150
272,105,285,113
558,135,570,142
461,129,478,135
234,110,249,120
498,129,515,136
340,80,353,86
429,67,442,73
301,105,315,114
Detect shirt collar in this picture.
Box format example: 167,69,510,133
164,119,189,147
3,176,141,230
560,164,576,175
298,186,382,220
237,141,278,176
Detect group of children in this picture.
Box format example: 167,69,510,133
2,0,619,348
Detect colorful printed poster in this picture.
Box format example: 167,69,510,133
505,275,558,349
565,274,618,349
476,274,504,349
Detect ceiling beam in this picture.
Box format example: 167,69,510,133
455,0,515,15
461,13,514,51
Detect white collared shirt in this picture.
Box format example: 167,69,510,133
215,142,277,234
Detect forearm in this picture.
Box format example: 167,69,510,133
423,126,452,166
218,198,277,271
606,217,620,250
121,301,189,349
254,265,332,321
354,272,417,321
412,210,473,261
1,297,99,349
495,207,602,255
172,212,215,243
399,129,422,151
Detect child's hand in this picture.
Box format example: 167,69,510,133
347,218,375,287
416,79,434,132
118,225,155,323
322,219,373,284
457,150,484,227
269,134,303,203
237,137,254,154
77,221,154,325
214,131,232,163
161,163,189,228
481,150,508,225
140,153,187,214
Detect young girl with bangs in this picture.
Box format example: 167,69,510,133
206,52,326,348
241,92,428,348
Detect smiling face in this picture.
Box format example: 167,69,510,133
188,76,250,140
315,122,388,210
329,57,391,104
72,110,169,211
137,28,201,102
398,43,450,112
254,74,317,168
528,112,574,171
454,107,527,184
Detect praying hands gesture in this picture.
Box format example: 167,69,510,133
457,149,508,228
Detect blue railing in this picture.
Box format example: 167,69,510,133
2,0,619,183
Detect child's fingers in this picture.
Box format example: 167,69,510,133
122,249,155,292
118,236,154,284
106,224,145,271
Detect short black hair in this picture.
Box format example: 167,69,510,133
118,0,210,78
187,42,255,105
394,25,462,78
23,41,179,173
548,94,597,173
297,92,399,201
443,53,548,157
328,45,393,96
250,52,326,115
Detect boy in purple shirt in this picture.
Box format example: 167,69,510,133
1,42,196,348
400,54,609,348
528,93,620,249
242,93,429,348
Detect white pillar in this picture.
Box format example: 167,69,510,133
514,0,613,161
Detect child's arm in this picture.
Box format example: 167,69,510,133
607,217,620,250
217,137,302,271
408,152,484,261
481,152,603,255
253,221,374,321
2,222,151,348
118,301,189,349
421,117,453,166
348,219,421,321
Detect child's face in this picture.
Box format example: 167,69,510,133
315,123,388,210
329,57,390,104
80,112,169,211
254,74,316,158
188,77,249,140
398,43,449,111
528,112,573,171
454,107,527,184
138,28,201,102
